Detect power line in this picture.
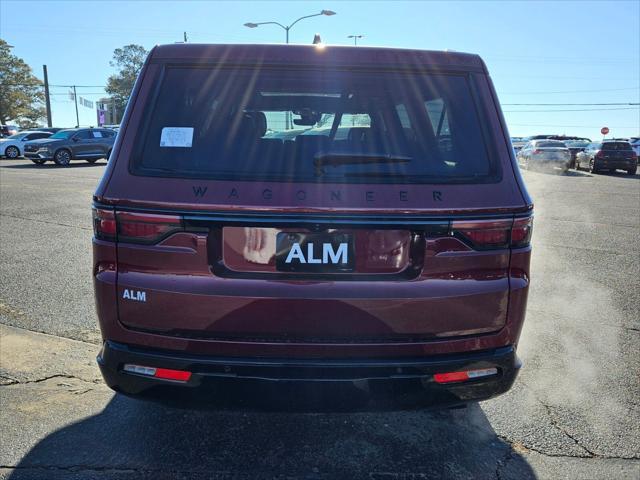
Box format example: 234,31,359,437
501,87,639,95
0,83,107,88
503,102,639,106
504,107,638,112
509,123,639,128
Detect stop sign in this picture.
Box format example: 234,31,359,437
601,127,609,135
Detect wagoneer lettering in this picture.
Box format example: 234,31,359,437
93,44,533,410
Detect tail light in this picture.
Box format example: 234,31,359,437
452,216,533,250
595,150,605,158
92,207,182,244
532,149,542,154
93,208,116,241
116,211,182,243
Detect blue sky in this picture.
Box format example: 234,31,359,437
1,0,638,139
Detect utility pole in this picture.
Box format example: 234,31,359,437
42,65,52,127
72,85,79,127
184,31,188,42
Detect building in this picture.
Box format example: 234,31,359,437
96,98,120,126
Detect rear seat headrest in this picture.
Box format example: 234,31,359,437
253,112,267,137
244,111,267,138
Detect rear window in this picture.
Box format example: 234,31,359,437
132,66,498,184
537,141,565,148
602,142,632,151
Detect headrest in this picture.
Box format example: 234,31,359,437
252,112,267,137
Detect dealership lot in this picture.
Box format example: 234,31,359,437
0,160,639,479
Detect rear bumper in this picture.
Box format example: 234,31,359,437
595,159,636,169
97,340,521,411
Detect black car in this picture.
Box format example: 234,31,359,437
23,128,116,166
575,141,637,174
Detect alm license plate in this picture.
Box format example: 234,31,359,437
275,232,355,273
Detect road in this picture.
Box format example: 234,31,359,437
0,158,639,479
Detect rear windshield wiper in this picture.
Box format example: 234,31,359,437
314,153,412,168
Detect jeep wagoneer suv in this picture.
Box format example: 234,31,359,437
93,44,533,410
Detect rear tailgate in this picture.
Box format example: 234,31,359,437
107,208,531,342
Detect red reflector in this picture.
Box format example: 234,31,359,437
434,368,498,384
154,368,192,382
434,371,469,383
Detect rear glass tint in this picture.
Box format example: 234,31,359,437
132,66,498,184
537,141,565,148
602,142,632,151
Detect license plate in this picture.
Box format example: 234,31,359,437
276,232,355,273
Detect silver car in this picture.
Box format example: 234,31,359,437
517,139,571,173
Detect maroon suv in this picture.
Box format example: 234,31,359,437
93,44,533,410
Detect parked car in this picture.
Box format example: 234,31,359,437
629,137,640,157
564,139,591,169
23,127,116,165
517,139,571,173
511,137,527,153
92,44,533,410
32,127,65,134
576,141,637,175
0,125,19,138
0,131,53,158
524,135,591,143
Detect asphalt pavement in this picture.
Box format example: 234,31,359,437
0,158,638,479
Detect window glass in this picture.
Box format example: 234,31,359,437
133,67,497,184
74,130,93,140
602,142,632,151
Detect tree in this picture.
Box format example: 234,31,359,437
0,39,45,127
105,44,148,120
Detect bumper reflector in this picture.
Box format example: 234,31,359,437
433,367,498,384
123,364,192,382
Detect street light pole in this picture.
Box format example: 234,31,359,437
244,10,336,44
348,34,364,46
244,10,336,129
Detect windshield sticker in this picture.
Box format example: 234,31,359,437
160,127,193,148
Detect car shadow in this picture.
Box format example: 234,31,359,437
523,168,591,177
6,392,536,479
562,169,592,177
594,170,640,180
0,161,107,169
